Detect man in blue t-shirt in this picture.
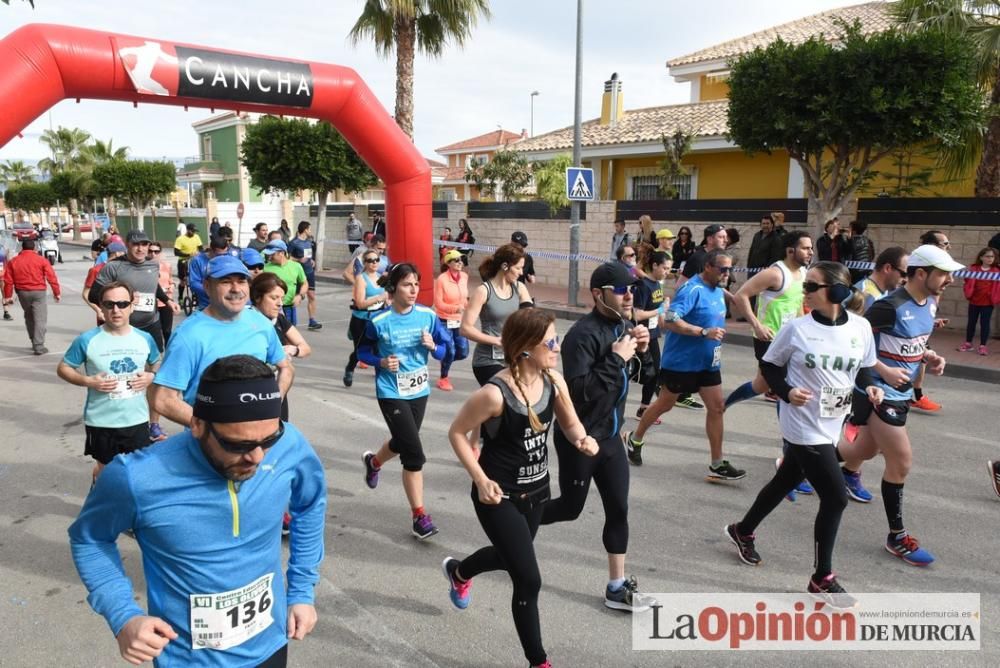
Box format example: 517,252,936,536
287,220,323,331
627,249,745,481
58,282,160,482
151,255,291,427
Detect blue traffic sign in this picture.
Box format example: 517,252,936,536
566,167,594,201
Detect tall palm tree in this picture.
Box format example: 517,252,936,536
893,0,1000,196
38,126,91,175
349,0,491,139
0,160,36,186
82,138,129,165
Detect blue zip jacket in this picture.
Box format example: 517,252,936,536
68,423,326,667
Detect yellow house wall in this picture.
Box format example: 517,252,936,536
699,75,730,101
687,151,790,198
856,147,976,197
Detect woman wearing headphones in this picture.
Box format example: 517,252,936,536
444,308,597,668
358,263,449,540
725,261,880,605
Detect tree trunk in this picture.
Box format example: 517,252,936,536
975,77,1000,197
315,191,328,271
394,14,416,139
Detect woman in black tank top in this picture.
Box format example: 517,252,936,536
441,308,597,668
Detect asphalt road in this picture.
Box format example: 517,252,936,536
1,256,998,667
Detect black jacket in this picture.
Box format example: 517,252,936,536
556,309,652,442
815,233,849,262
747,230,781,268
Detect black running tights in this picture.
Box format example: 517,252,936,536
541,432,630,554
459,491,546,666
640,336,661,406
345,315,368,372
738,440,848,578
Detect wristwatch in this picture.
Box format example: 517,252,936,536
700,328,708,337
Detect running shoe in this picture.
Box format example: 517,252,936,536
708,460,746,481
358,361,369,370
412,513,439,540
909,395,941,412
636,406,661,426
343,370,354,387
675,394,704,411
774,458,813,497
308,320,323,330
807,574,857,609
843,468,873,503
2,311,11,321
978,345,989,356
362,451,380,489
957,342,974,352
988,460,1000,499
533,662,552,668
604,575,654,612
282,512,291,537
149,423,168,442
724,523,761,565
441,557,471,610
436,377,453,391
624,431,643,467
884,532,935,566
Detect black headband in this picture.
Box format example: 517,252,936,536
193,377,282,423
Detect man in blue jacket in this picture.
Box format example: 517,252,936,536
69,354,327,666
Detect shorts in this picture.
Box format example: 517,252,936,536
849,390,909,428
753,338,771,362
137,320,165,353
378,396,428,471
85,423,150,464
473,364,504,387
658,368,722,396
304,268,316,290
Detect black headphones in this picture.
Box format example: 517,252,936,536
827,283,852,303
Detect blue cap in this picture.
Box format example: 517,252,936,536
263,239,287,255
207,254,251,279
107,241,127,253
240,247,264,267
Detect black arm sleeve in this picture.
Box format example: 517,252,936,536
856,366,876,390
760,360,793,403
156,285,170,303
562,330,627,436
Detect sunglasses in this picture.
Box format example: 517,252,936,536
209,421,285,454
247,264,264,271
543,336,560,351
100,300,132,310
148,249,161,255
602,285,635,296
712,265,733,273
364,257,380,263
802,280,832,293
622,253,636,259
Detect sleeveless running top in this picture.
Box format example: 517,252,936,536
755,260,805,339
472,279,519,368
480,375,554,493
351,271,386,320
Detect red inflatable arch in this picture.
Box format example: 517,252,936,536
0,24,433,301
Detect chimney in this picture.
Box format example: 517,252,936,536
521,128,528,139
600,73,623,126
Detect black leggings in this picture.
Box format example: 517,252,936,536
966,304,994,345
541,431,630,554
640,337,661,406
473,364,504,387
459,491,545,666
345,315,369,372
158,305,173,344
378,396,428,471
257,643,287,667
738,440,848,579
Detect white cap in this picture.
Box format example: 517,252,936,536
907,244,964,272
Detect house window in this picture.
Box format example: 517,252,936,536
627,173,693,200
476,153,490,164
439,188,457,201
202,135,212,161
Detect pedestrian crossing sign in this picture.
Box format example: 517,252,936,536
566,167,594,201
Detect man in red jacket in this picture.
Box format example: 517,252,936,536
2,239,61,354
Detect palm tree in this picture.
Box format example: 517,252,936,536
0,160,36,186
83,138,129,165
893,0,1000,196
38,126,91,175
349,0,491,138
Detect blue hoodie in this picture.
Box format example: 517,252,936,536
68,423,326,667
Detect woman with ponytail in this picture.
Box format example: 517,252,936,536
443,308,597,668
725,261,880,605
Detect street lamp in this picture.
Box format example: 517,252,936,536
530,90,540,137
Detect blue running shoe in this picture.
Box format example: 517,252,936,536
885,532,935,566
843,469,872,503
441,557,471,610
795,480,814,495
774,457,808,501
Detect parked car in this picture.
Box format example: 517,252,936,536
61,221,94,233
12,221,37,241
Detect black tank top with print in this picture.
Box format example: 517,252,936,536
479,375,554,494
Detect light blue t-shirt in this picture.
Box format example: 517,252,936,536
660,275,727,372
63,327,160,428
154,308,286,405
359,305,446,400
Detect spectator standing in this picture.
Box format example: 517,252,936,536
247,222,269,252
610,220,630,259
511,231,535,285
209,216,220,239
747,215,780,280
456,218,475,266
346,213,363,253
278,219,292,242
958,247,1000,355
371,212,387,238
816,218,849,262
846,220,875,284
2,238,61,354
671,226,696,270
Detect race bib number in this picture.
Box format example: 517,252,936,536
447,319,461,330
492,345,505,361
303,248,313,260
190,573,274,651
109,374,140,401
397,366,429,397
712,345,721,367
820,386,853,418
134,292,155,313
647,316,657,330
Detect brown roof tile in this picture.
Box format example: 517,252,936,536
436,129,524,153
667,1,892,68
512,101,729,153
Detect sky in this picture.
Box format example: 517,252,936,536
0,0,864,165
